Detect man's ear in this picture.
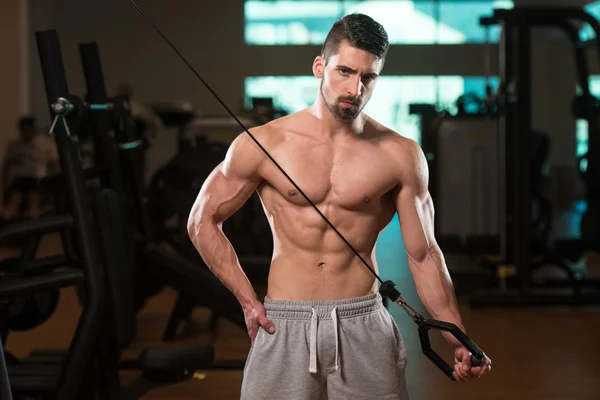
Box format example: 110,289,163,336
312,55,325,79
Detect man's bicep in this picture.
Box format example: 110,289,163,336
194,164,260,224
395,186,437,264
191,136,263,225
394,140,438,264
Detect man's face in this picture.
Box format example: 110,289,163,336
316,41,383,122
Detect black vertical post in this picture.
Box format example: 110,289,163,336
114,106,154,241
507,14,531,291
79,42,126,194
35,29,105,400
79,42,152,241
501,14,515,267
501,10,533,288
79,42,115,171
589,22,600,215
515,14,532,291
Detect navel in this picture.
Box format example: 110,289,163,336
318,262,326,270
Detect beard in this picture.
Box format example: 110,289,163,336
320,81,363,122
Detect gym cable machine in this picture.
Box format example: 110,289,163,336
469,7,600,307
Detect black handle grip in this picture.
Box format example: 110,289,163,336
418,319,485,381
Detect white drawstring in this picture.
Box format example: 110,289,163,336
331,307,339,371
309,307,318,373
309,307,340,373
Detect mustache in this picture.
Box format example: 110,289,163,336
338,97,361,106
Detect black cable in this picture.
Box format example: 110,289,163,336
127,0,383,284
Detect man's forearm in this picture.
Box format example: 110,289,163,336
189,219,259,310
409,247,465,346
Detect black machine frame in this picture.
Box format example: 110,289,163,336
78,39,251,371
468,7,600,307
0,30,108,399
1,29,220,399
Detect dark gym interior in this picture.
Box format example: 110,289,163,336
1,0,600,399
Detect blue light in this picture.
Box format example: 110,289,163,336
89,104,109,110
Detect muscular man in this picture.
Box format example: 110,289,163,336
188,13,491,399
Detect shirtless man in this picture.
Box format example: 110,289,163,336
187,13,491,399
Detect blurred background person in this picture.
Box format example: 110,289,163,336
1,115,59,220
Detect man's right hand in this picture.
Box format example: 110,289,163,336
244,302,276,342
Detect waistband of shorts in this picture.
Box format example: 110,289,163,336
263,293,384,319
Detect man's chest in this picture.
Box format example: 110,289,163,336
260,140,399,208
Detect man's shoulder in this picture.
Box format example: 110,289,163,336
363,117,427,184
234,109,307,146
232,119,284,150
228,116,292,164
264,109,309,133
364,117,421,156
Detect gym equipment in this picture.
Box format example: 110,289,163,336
573,93,600,245
19,188,216,399
76,40,247,331
76,39,249,369
247,96,288,124
0,234,63,333
86,187,215,397
5,28,216,399
72,40,266,341
151,100,200,151
464,7,600,307
0,28,108,400
128,0,487,380
79,40,164,311
4,277,59,332
428,118,552,247
415,7,600,301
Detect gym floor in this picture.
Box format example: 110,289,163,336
4,223,600,400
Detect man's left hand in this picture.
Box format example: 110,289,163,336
452,346,491,383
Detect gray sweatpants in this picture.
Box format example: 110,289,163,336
241,293,409,399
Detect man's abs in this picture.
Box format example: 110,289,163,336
266,250,379,301
258,187,392,301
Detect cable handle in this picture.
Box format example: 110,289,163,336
380,280,484,380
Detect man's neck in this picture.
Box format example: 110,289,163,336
309,101,365,138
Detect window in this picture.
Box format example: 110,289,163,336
579,1,600,41
245,75,499,144
245,0,513,45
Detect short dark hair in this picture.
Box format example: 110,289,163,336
17,115,37,131
322,13,389,63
